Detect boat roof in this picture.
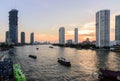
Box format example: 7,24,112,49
100,69,120,76
59,57,70,62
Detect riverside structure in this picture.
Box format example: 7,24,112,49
21,32,25,44
115,15,120,44
96,9,110,47
74,28,78,44
30,32,34,44
9,9,18,44
59,27,65,44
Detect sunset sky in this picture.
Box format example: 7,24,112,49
0,0,120,43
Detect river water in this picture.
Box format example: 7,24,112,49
6,45,120,81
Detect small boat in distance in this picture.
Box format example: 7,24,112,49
29,55,37,59
58,57,71,66
49,46,54,48
36,48,39,50
99,68,120,81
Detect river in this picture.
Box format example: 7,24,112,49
6,45,120,81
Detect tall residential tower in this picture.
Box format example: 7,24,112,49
9,9,18,44
115,15,120,42
96,10,110,47
30,32,34,44
5,31,9,43
21,32,25,44
59,27,65,44
74,28,78,44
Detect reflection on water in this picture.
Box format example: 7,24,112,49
7,45,120,81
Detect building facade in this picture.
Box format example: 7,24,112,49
5,31,9,43
9,9,18,44
30,32,34,44
21,32,25,44
59,27,65,44
96,10,110,47
74,28,78,44
115,15,120,43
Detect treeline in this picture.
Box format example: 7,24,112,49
0,43,14,51
52,43,110,49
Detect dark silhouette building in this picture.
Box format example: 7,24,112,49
21,32,25,44
9,9,18,44
30,32,34,44
5,31,9,43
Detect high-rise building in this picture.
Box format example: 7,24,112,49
9,9,18,44
21,32,25,44
30,32,34,44
5,31,9,43
74,28,78,44
115,15,120,41
96,10,110,47
59,27,65,44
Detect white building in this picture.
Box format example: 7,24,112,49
74,28,78,44
59,27,65,44
96,9,110,47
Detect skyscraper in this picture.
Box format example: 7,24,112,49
9,9,18,44
21,32,25,44
59,27,65,44
74,28,78,44
30,32,34,44
5,31,9,43
115,15,120,41
96,10,110,47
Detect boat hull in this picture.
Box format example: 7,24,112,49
29,55,37,59
57,58,71,66
99,69,120,81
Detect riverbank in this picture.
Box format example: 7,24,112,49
52,43,110,51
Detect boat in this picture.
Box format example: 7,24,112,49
98,68,120,81
13,64,26,81
29,55,37,59
57,57,71,66
49,46,53,48
36,48,39,50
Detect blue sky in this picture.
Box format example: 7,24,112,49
0,0,120,42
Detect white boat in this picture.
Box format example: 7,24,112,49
57,57,71,66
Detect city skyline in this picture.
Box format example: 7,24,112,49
0,0,120,43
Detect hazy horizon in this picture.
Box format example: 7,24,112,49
0,0,120,43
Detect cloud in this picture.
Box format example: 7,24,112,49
83,22,95,29
80,33,95,37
